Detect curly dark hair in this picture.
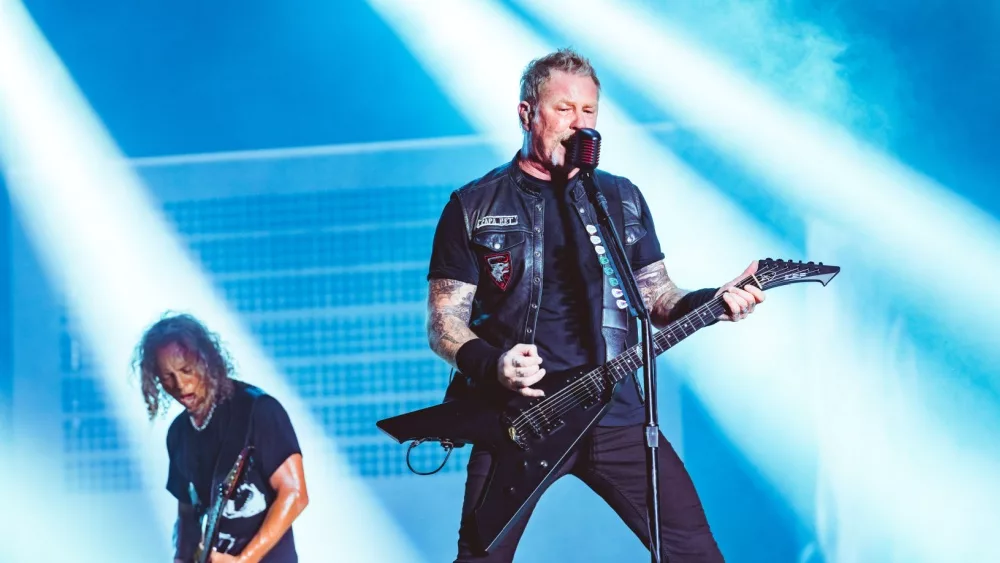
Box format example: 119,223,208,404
133,313,235,420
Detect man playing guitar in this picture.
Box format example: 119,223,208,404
134,314,309,563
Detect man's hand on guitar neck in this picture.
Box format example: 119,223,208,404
715,261,766,322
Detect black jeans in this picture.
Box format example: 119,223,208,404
455,424,724,563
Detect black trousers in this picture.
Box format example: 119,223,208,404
455,424,724,563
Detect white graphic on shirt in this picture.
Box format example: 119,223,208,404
223,482,267,519
216,532,237,554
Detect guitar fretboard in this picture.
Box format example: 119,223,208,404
518,259,836,428
597,296,730,388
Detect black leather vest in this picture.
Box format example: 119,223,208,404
453,157,649,371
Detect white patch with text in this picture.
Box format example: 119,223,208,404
475,215,518,229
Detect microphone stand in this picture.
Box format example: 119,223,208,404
578,169,665,563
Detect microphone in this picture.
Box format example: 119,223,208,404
567,128,601,171
567,128,608,210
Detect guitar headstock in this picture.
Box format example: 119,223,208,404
748,258,840,291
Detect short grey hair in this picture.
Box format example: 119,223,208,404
519,48,601,106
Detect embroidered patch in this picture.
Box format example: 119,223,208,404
485,252,512,291
476,215,519,229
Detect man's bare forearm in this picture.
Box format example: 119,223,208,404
237,454,308,563
636,260,688,328
236,488,307,563
427,279,479,367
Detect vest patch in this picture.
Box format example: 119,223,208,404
475,215,518,229
484,252,512,291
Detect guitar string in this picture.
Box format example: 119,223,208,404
511,300,723,432
509,266,789,434
510,263,814,432
509,263,810,431
511,298,729,435
509,264,806,435
510,287,737,431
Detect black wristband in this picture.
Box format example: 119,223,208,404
667,287,719,323
455,339,505,384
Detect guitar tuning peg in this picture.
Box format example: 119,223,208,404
818,262,824,266
807,261,814,265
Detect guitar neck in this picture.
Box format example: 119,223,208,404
601,289,735,386
596,258,842,386
196,445,252,563
196,503,225,563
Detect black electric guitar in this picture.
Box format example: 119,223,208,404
194,445,254,563
377,258,839,553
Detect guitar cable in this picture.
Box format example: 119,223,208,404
405,438,456,475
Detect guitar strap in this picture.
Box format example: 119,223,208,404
575,176,646,400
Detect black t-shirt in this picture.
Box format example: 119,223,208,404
428,170,665,425
166,381,301,562
528,173,596,371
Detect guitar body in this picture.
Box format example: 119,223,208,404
377,258,840,553
378,365,615,551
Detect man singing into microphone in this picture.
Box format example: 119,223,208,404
426,48,764,562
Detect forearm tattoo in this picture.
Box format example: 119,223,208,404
635,260,686,327
427,279,478,366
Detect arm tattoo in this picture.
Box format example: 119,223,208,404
427,279,479,367
635,260,686,327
